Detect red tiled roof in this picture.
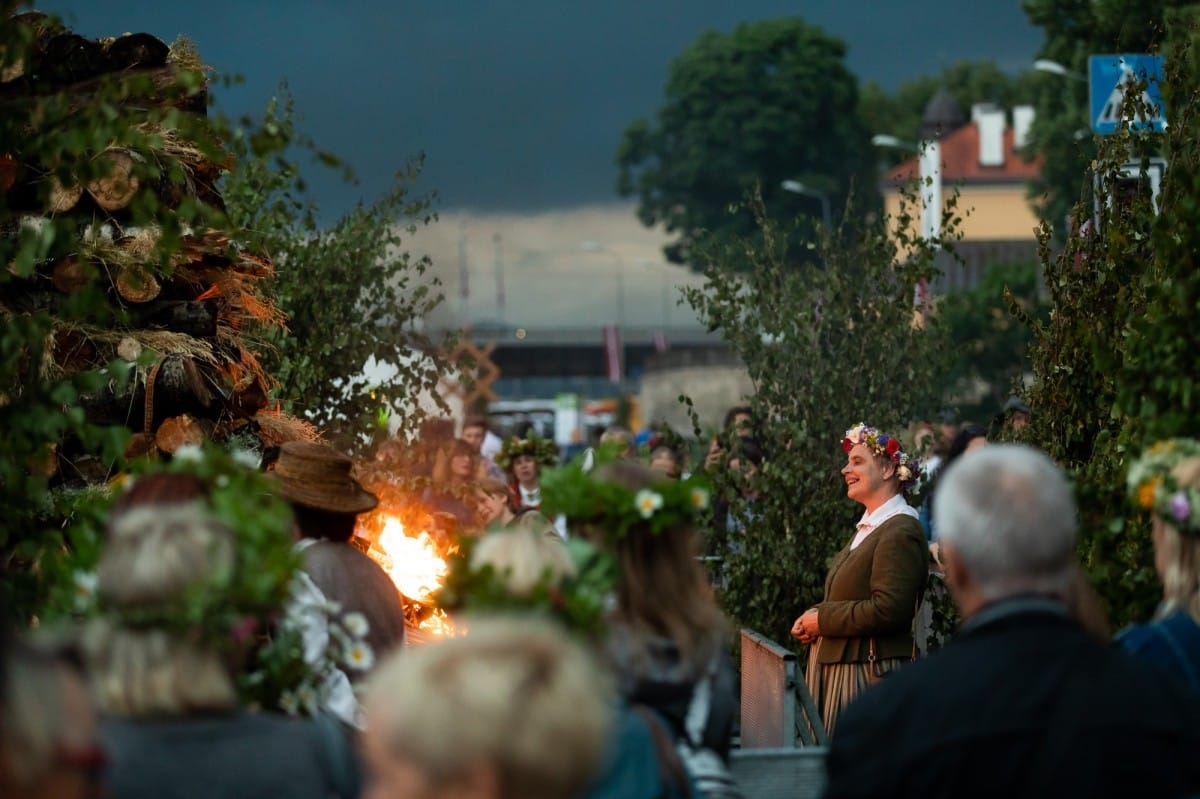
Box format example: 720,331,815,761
884,124,1042,186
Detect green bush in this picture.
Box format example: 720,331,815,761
683,186,954,642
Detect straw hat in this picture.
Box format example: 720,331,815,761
271,441,378,515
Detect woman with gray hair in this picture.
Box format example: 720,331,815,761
361,616,613,799
84,502,361,799
1119,439,1200,689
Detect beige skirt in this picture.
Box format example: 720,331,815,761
805,639,905,738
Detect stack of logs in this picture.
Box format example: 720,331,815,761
1,12,315,485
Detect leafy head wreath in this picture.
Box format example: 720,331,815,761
495,431,559,473
539,444,712,541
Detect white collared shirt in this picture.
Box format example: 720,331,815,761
849,493,919,550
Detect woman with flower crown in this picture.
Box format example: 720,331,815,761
790,423,929,736
545,455,743,798
1118,438,1200,690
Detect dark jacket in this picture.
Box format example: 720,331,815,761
814,515,928,663
607,628,738,761
301,540,407,663
102,712,359,799
825,597,1200,799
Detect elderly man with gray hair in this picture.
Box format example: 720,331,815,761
824,444,1200,799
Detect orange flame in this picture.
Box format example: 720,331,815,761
368,514,455,637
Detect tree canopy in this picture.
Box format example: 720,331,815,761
616,18,875,270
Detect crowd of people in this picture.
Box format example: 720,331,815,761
6,398,1200,799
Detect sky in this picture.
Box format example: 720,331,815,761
36,2,1045,330
41,1,1044,216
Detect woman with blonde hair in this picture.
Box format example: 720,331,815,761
545,456,740,798
361,617,613,799
1120,439,1200,689
84,501,361,799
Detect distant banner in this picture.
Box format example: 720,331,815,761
602,324,623,383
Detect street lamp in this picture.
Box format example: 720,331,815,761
780,180,831,228
1033,59,1087,82
581,241,625,328
872,135,942,243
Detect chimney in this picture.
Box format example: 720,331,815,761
977,106,1005,167
1013,105,1035,150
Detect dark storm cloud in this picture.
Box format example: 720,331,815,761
42,1,1041,215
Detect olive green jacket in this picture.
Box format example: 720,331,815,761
813,514,928,664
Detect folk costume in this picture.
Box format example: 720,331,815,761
800,424,928,737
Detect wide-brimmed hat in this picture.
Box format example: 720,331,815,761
271,441,378,515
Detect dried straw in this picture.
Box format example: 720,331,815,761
254,409,320,447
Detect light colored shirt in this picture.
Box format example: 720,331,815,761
287,540,364,729
849,493,920,550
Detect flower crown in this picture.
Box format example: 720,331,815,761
63,443,371,719
495,432,560,472
435,536,616,636
1127,438,1200,535
539,446,711,540
842,422,920,492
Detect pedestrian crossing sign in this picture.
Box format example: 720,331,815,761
1089,54,1166,134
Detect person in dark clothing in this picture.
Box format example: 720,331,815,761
273,441,407,666
825,445,1200,799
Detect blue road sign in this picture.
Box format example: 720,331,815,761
1089,53,1167,134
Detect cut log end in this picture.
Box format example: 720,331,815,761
87,149,140,211
48,177,84,213
51,256,90,294
155,414,205,454
115,263,162,303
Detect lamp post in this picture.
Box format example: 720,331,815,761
780,180,832,228
871,134,942,244
581,241,625,328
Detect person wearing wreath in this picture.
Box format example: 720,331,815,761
495,431,560,512
1120,438,1200,689
791,423,928,736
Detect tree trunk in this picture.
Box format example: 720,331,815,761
135,299,217,337
114,262,161,303
0,65,208,115
50,256,89,294
155,413,205,454
51,327,96,372
87,149,140,211
102,33,169,71
47,176,83,212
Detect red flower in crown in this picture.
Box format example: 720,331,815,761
885,437,900,455
841,438,853,453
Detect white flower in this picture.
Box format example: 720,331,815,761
342,612,370,639
279,690,300,715
173,444,204,464
844,424,867,444
689,488,710,511
635,489,664,519
344,640,375,672
231,449,261,470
